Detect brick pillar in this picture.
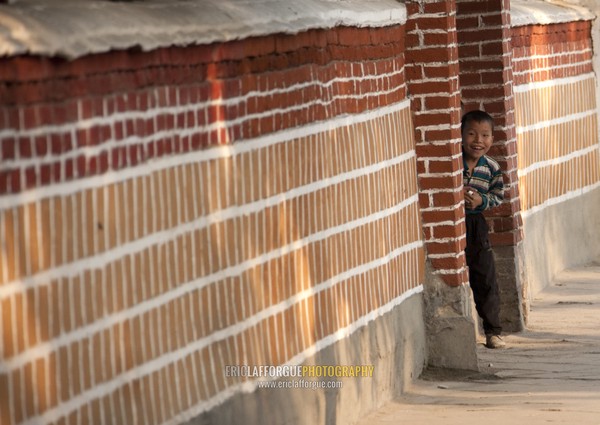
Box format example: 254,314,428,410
406,0,467,287
456,0,527,331
406,0,478,371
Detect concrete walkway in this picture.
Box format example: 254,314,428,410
357,263,600,425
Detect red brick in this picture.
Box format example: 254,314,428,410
423,32,455,46
488,216,519,233
371,27,404,46
1,138,16,160
18,137,33,158
459,57,503,72
489,230,521,246
416,16,455,31
421,207,463,224
423,1,455,14
418,193,430,209
431,190,462,207
424,64,460,79
480,40,505,56
416,142,461,158
430,255,464,271
428,158,462,174
456,15,480,31
40,164,53,185
420,174,462,191
0,170,8,194
413,112,456,129
337,27,372,46
427,238,464,255
9,168,21,193
424,93,461,110
481,14,504,27
462,85,506,99
410,79,459,96
414,46,458,63
423,128,462,144
431,223,463,239
457,0,505,15
441,269,469,287
459,72,482,87
22,105,39,129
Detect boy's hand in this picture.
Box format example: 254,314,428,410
464,187,483,210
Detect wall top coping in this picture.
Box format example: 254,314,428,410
511,0,595,27
0,0,406,59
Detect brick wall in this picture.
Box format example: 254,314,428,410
3,1,600,424
455,0,526,332
512,20,600,217
456,0,522,247
405,0,468,288
0,25,426,425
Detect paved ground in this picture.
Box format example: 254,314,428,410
357,263,600,425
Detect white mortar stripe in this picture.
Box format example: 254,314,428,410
0,69,406,140
0,99,411,210
424,219,465,227
0,193,419,373
421,188,462,193
513,59,594,76
512,52,592,70
513,59,592,71
515,109,596,135
167,284,424,425
420,205,460,212
513,72,594,93
3,79,405,163
521,180,600,220
20,239,423,425
427,252,465,259
512,48,592,61
1,86,407,172
420,168,463,178
434,267,468,275
518,144,599,177
420,150,462,163
0,148,416,300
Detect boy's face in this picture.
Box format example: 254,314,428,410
462,119,493,162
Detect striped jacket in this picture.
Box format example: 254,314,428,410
463,154,504,214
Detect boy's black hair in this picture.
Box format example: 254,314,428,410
461,110,494,134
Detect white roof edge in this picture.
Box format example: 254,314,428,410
511,0,595,27
0,0,407,59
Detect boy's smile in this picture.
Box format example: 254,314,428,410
462,120,493,162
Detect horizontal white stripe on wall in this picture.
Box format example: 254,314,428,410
0,149,416,300
517,144,600,177
515,109,596,135
0,68,406,142
0,97,410,211
513,72,594,93
521,180,600,219
0,188,420,372
0,69,406,175
19,238,424,425
512,56,592,77
167,283,425,425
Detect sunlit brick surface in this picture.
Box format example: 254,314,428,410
0,25,426,425
512,21,600,215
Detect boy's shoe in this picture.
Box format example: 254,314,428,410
486,335,506,349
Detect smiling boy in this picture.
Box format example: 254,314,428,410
461,110,505,349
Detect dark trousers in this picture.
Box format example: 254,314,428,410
465,213,502,336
